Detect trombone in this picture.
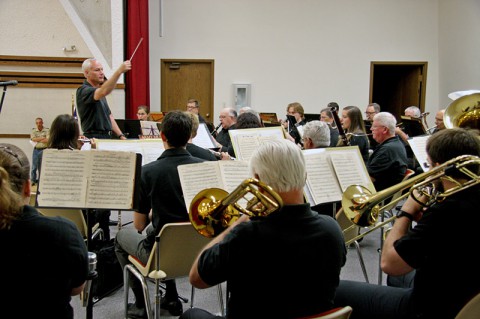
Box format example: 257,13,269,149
341,155,480,245
189,178,283,237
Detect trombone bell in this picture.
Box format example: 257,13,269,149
189,178,283,238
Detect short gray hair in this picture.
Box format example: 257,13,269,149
81,58,96,74
405,106,421,118
249,139,306,192
373,112,397,135
303,120,330,147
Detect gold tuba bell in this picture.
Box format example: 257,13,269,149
444,92,480,129
342,155,480,244
189,178,283,237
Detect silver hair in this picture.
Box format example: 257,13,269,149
303,120,330,147
373,112,397,134
249,139,306,193
405,106,421,118
239,106,260,120
81,58,96,74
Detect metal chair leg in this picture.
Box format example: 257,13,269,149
353,240,369,283
124,264,153,319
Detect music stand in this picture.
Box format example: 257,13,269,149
259,112,280,126
304,113,320,122
116,119,143,139
400,116,426,137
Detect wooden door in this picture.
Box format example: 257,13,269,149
161,59,215,123
370,62,428,122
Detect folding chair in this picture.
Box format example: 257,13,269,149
38,208,103,242
123,222,225,319
297,305,353,319
455,292,480,319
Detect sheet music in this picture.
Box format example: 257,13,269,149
192,123,217,149
229,126,285,161
37,149,137,209
140,121,160,136
38,150,89,207
96,139,164,166
86,151,136,209
218,160,250,192
303,149,342,204
178,160,250,211
408,135,430,172
329,149,371,191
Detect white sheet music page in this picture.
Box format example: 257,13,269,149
229,126,285,161
37,149,89,208
178,161,250,211
37,149,137,209
178,162,224,211
96,139,164,166
303,149,343,205
193,123,217,149
217,160,250,192
328,146,373,192
408,135,430,172
86,150,136,209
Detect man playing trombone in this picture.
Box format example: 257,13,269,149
180,139,346,319
334,128,480,319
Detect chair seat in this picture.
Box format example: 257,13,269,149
128,255,167,279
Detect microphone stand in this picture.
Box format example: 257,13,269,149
0,85,10,114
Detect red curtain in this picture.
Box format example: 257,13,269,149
125,0,149,119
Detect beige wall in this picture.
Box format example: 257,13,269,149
1,0,479,165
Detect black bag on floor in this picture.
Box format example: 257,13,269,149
91,238,123,299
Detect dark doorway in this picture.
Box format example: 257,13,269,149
370,62,428,121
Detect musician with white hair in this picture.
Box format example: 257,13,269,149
367,112,408,191
181,139,346,319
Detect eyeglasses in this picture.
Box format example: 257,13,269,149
187,106,199,110
137,113,146,116
365,112,376,115
371,125,386,130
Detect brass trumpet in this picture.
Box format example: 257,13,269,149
189,178,283,237
342,154,480,244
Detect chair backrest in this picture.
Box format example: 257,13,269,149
299,306,353,319
455,292,480,319
144,222,211,279
38,208,88,239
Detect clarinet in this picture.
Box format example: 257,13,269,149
329,102,349,146
211,123,222,138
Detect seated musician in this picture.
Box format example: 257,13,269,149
0,143,88,319
180,139,346,319
367,112,408,192
215,107,237,152
115,111,205,318
227,112,263,157
334,128,480,319
364,102,381,150
320,108,340,147
185,112,218,161
338,106,370,163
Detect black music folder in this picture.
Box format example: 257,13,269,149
400,116,426,137
116,119,142,139
304,113,320,122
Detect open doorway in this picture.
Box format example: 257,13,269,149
370,62,428,121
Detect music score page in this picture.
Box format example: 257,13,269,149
37,149,137,209
178,160,250,211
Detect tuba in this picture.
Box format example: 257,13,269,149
189,178,283,237
342,155,480,244
444,92,480,129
